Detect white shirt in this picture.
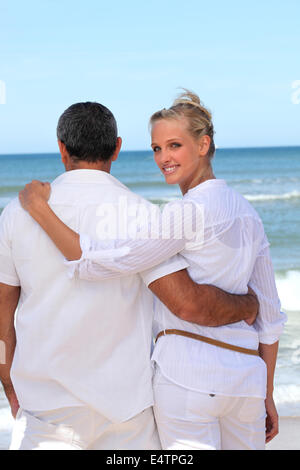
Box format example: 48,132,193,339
67,179,286,399
0,169,187,422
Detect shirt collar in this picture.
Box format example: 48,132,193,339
185,178,227,197
52,169,127,190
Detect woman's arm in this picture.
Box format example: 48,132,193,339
19,181,82,260
248,239,286,443
19,181,187,275
248,243,286,345
259,341,279,443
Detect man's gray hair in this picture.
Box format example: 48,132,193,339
57,102,118,162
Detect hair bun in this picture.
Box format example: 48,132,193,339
173,88,212,121
150,88,215,159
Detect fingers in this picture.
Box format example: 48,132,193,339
22,180,51,195
247,285,256,296
266,426,279,443
24,180,49,188
28,180,46,186
18,180,51,212
265,414,279,443
23,180,50,188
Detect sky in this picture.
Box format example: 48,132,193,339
0,0,299,153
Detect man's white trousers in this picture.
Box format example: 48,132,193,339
10,406,161,450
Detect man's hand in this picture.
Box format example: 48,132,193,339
3,382,19,418
244,286,259,326
19,180,51,215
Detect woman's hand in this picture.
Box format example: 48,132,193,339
19,181,81,260
265,394,279,443
19,180,51,215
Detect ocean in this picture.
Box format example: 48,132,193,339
0,146,299,449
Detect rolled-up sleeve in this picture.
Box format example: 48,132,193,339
64,233,186,280
249,242,287,344
140,255,189,287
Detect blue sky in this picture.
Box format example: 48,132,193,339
0,0,299,153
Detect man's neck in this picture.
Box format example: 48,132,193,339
65,160,112,173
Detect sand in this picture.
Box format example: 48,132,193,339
266,417,300,450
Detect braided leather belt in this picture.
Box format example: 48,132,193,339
155,329,259,357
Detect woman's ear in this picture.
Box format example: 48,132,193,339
199,135,211,157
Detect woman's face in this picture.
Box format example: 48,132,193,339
151,118,210,194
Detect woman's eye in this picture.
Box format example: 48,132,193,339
171,143,181,148
152,146,160,153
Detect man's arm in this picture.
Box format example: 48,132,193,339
0,283,20,418
148,269,258,327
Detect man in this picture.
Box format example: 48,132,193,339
0,102,258,450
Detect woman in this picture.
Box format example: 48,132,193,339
19,90,285,450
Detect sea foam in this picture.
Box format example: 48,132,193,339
276,271,300,312
245,190,300,202
274,384,300,417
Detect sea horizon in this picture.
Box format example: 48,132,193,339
1,144,300,157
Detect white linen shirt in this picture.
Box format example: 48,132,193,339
67,179,287,399
0,169,188,422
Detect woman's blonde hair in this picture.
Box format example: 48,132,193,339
150,89,215,159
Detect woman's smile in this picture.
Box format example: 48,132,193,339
162,164,180,175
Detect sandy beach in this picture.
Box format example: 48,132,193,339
266,417,300,450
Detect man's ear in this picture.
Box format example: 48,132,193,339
111,137,122,162
58,140,69,165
